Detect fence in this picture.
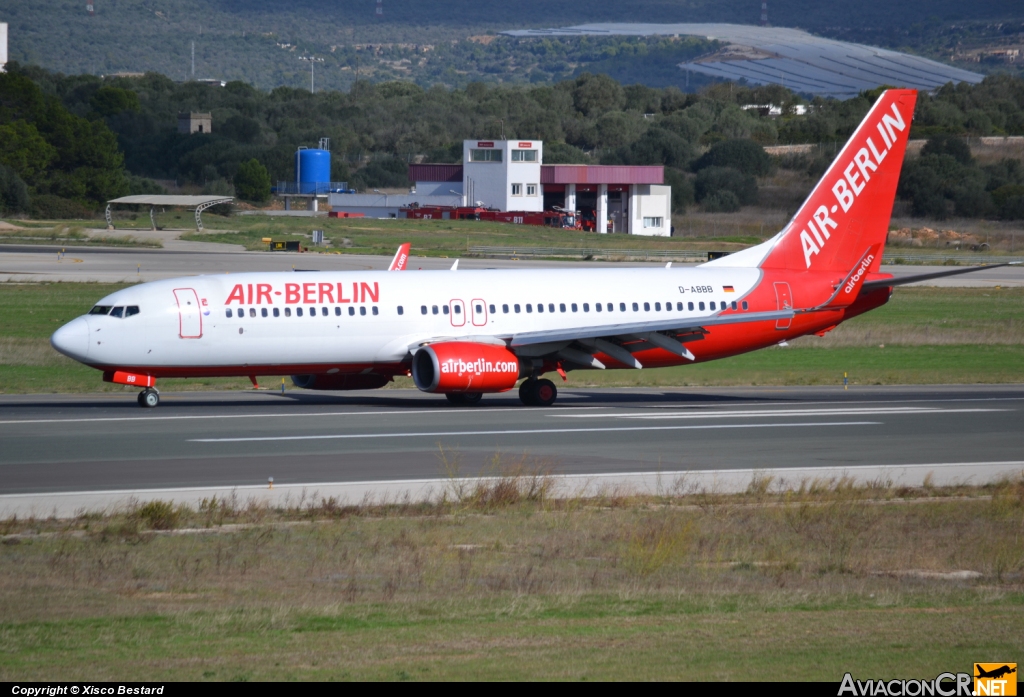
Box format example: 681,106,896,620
468,246,709,262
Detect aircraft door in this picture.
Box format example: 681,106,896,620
471,298,488,327
173,288,203,338
449,299,466,327
774,282,793,330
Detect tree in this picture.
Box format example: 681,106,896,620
692,139,773,176
0,120,57,185
0,165,31,215
233,159,271,203
694,166,758,207
90,86,140,117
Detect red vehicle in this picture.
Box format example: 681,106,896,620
402,205,580,230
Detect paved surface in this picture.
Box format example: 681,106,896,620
0,386,1021,499
3,243,1022,286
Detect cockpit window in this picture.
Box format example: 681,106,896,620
89,306,112,315
109,306,124,318
125,306,140,317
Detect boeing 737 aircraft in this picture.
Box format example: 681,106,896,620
50,89,1015,407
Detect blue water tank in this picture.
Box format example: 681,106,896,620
296,148,331,194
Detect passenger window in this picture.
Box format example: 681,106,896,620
309,309,316,319
619,303,626,312
285,307,292,317
297,307,303,317
432,305,439,315
250,308,257,318
226,308,233,318
548,304,555,313
514,304,521,313
335,307,341,316
688,302,694,311
360,307,367,316
710,302,716,311
502,304,509,313
731,301,738,310
321,307,327,316
349,307,355,316
677,302,683,311
537,304,544,313
442,306,449,315
475,303,482,313
397,306,404,315
595,303,601,312
644,302,650,311
89,306,112,315
583,303,589,312
560,303,566,312
372,306,378,315
453,305,461,314
742,301,749,310
261,308,268,317
489,304,495,314
632,303,639,312
125,306,140,317
655,302,661,311
699,302,705,311
110,306,124,318
526,304,533,313
421,305,427,315
274,308,280,317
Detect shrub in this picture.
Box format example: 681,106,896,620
0,164,30,215
233,158,271,203
702,190,740,213
30,194,93,220
692,138,773,176
694,166,758,206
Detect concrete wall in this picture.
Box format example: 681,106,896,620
630,185,672,237
414,181,463,197
0,24,7,71
463,140,543,212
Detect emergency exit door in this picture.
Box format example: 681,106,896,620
173,288,203,338
774,282,793,330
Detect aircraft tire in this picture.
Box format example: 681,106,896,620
518,379,538,406
533,379,557,407
445,392,482,406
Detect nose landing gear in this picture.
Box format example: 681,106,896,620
137,388,160,408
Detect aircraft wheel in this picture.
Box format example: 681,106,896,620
518,379,537,406
533,379,557,407
445,392,482,406
138,389,159,408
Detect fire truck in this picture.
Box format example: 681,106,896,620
401,205,580,230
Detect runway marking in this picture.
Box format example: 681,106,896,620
0,406,607,426
551,407,1007,419
190,421,881,443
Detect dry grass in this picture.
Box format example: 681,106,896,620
1,463,1022,679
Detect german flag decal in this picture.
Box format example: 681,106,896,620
723,285,735,293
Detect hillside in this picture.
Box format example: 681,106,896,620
2,1,1022,91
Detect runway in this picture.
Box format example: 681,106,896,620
3,243,1024,286
1,385,1021,514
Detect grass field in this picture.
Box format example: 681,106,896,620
1,284,1021,394
1,476,1022,680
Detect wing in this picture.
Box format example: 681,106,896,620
860,262,1020,293
403,309,794,369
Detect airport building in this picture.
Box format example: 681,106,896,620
328,139,673,235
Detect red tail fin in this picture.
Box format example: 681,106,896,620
761,89,917,274
388,243,411,271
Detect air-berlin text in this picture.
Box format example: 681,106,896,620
224,282,380,305
801,100,907,269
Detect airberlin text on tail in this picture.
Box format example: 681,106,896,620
767,90,917,273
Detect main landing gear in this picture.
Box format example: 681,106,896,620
519,378,557,407
137,388,159,408
445,392,483,406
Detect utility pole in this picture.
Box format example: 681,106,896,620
191,41,195,78
299,55,325,94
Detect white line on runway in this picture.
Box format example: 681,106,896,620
0,406,607,426
190,421,880,443
551,407,1007,419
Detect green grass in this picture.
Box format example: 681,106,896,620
1,284,1022,394
2,477,1023,680
0,223,162,248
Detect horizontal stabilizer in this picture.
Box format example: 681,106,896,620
860,262,1021,293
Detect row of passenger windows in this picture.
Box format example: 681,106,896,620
89,305,140,318
226,306,383,318
224,299,750,320
419,300,748,315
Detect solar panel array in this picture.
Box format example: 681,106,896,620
502,23,984,98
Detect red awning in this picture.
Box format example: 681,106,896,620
408,164,463,182
540,165,664,185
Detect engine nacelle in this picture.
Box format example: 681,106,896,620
412,342,523,393
290,373,391,391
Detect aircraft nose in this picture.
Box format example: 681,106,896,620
51,316,90,362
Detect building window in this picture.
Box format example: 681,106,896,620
470,149,502,162
526,184,537,196
511,149,538,162
643,217,664,228
511,183,522,196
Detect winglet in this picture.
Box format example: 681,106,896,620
388,243,411,271
451,259,459,271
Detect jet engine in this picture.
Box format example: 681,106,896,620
412,342,524,393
